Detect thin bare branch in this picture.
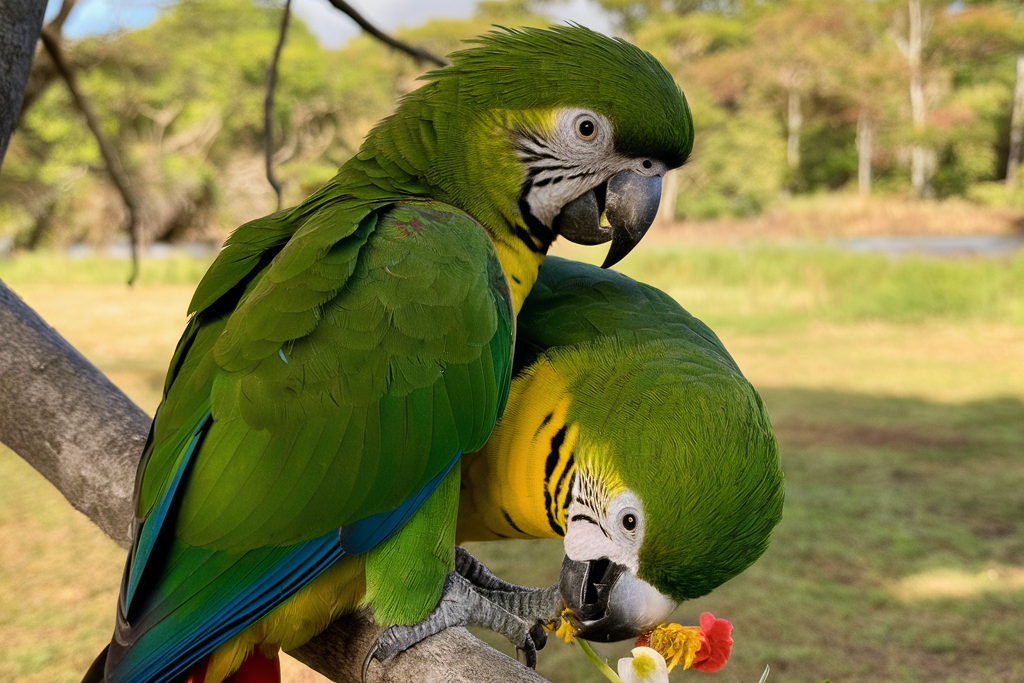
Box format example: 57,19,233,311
265,0,292,211
325,0,448,68
49,0,79,33
39,26,143,285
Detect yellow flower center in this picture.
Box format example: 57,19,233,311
647,623,703,672
631,651,658,677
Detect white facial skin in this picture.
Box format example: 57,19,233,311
515,108,669,227
564,487,678,629
565,489,646,573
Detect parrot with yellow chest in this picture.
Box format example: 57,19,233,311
457,256,784,647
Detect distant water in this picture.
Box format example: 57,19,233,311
836,234,1024,258
50,234,1024,261
66,240,219,259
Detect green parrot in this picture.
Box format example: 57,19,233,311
455,256,784,645
83,26,694,683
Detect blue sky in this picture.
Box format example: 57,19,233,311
45,0,613,48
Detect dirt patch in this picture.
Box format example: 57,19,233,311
887,565,1024,601
774,416,973,451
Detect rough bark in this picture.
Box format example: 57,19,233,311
1006,53,1024,187
0,278,549,683
0,281,146,544
0,0,48,170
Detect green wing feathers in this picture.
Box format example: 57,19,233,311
136,202,513,552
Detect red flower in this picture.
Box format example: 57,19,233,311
691,612,733,673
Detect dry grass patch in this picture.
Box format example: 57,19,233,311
653,195,1024,243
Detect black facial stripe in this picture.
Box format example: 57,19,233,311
515,178,555,253
544,426,568,479
502,509,526,535
543,425,570,535
571,513,599,526
563,472,576,512
519,150,559,163
528,162,574,172
553,453,575,513
535,412,554,437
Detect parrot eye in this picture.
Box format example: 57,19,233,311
621,513,637,532
577,118,597,140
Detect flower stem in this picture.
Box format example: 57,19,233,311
577,639,625,683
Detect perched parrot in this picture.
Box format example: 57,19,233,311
456,256,784,643
83,26,694,683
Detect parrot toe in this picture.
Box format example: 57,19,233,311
363,566,562,679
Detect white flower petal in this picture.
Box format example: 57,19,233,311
617,646,669,683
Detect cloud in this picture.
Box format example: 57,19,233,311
292,0,475,49
48,0,613,49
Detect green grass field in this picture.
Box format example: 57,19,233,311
2,243,1023,682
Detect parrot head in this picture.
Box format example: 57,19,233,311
364,25,693,268
553,343,784,641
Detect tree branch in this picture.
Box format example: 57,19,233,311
39,26,143,285
49,0,79,34
0,278,550,683
265,0,292,211
325,0,448,68
0,0,48,170
18,0,80,132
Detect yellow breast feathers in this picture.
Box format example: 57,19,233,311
457,359,577,542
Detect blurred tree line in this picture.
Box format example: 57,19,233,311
2,0,1024,250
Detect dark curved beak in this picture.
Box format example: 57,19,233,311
558,556,676,643
552,170,663,269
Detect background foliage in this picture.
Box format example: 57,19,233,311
4,0,1024,250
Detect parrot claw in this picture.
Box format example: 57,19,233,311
363,557,561,680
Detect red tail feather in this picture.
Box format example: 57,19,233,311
224,652,281,683
183,657,208,683
182,652,280,683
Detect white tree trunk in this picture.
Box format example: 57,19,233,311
1006,53,1024,186
787,88,802,172
907,0,930,198
857,107,872,196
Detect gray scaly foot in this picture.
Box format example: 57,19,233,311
363,547,562,679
